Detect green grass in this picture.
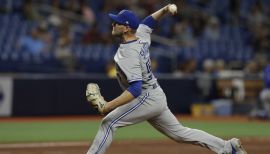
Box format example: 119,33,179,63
0,121,99,142
1,120,270,143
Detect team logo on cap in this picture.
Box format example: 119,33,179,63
119,10,126,15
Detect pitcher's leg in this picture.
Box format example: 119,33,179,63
87,117,115,154
148,109,229,153
87,93,152,154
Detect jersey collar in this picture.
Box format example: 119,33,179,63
122,39,138,44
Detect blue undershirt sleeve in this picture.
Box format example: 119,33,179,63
127,80,142,98
141,16,158,29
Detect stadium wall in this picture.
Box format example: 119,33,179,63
9,75,197,116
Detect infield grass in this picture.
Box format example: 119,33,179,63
0,119,270,143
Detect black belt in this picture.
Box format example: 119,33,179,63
142,82,159,90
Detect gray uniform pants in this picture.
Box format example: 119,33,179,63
87,87,227,154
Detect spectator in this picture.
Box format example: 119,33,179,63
173,19,196,47
204,16,220,40
37,22,53,45
55,25,76,72
214,59,227,77
244,60,261,79
173,59,197,78
228,0,241,25
196,59,217,102
189,10,206,38
18,24,52,54
93,0,115,44
64,0,82,14
215,59,226,72
250,24,269,54
47,11,63,28
247,4,269,55
81,23,106,44
22,0,39,20
81,2,95,25
250,62,270,120
2,0,270,75
19,30,45,54
247,4,265,28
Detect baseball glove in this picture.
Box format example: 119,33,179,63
86,83,107,114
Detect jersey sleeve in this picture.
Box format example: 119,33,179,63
116,51,142,83
136,16,157,44
136,24,152,44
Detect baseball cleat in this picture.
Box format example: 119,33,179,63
230,138,247,154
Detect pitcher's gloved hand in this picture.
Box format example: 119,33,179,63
86,83,107,115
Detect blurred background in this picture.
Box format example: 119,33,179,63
0,0,270,119
1,1,270,154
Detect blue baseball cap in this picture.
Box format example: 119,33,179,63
108,10,139,29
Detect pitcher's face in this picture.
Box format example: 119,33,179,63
112,21,128,36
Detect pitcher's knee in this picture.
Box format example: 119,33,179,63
101,116,112,126
100,116,118,131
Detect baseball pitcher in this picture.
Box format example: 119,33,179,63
86,4,247,154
